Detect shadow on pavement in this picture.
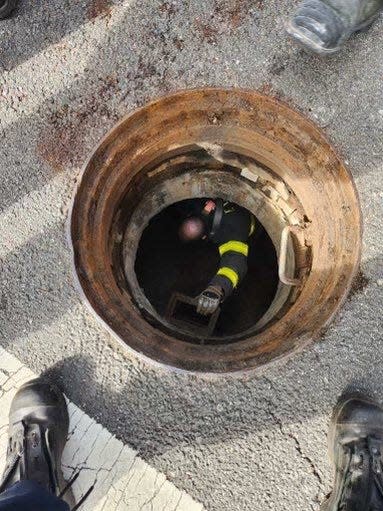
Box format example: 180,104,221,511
0,0,122,71
40,248,382,461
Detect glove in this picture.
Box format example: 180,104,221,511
196,286,224,316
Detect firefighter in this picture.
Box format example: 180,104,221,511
286,0,383,55
178,198,256,316
0,0,17,19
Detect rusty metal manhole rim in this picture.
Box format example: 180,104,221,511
69,87,362,374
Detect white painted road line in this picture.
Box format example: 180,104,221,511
0,347,204,511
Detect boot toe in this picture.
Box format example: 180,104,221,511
287,0,348,53
334,394,383,443
337,396,383,426
9,378,69,433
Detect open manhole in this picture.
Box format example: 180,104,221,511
71,88,361,374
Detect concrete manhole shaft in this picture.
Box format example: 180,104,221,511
71,88,361,374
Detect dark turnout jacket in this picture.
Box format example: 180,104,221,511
208,201,255,298
180,199,255,299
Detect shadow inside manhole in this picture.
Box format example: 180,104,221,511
134,199,279,340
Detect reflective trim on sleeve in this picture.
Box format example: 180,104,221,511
249,215,256,236
217,267,239,288
219,241,249,257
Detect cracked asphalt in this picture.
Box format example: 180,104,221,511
0,0,382,510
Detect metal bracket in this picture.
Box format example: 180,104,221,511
278,225,301,287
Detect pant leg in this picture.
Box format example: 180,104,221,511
0,480,69,511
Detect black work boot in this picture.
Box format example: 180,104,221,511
0,378,69,497
322,393,383,510
286,0,383,55
0,0,18,19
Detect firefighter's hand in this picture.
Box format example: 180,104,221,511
197,286,224,316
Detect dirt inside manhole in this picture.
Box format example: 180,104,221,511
70,88,361,374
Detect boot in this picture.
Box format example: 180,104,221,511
286,0,383,55
0,378,69,497
322,392,383,510
0,0,17,19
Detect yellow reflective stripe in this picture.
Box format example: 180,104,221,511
249,215,256,236
219,241,249,257
217,267,239,288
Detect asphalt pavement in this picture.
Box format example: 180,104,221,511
0,1,382,510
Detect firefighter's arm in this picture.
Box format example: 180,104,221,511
212,241,249,298
197,241,248,315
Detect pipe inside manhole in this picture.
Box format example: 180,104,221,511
70,88,361,374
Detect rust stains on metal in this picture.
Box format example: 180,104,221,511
258,83,274,97
70,88,362,374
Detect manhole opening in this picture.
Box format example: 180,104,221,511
133,199,279,342
122,164,300,345
71,89,361,374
